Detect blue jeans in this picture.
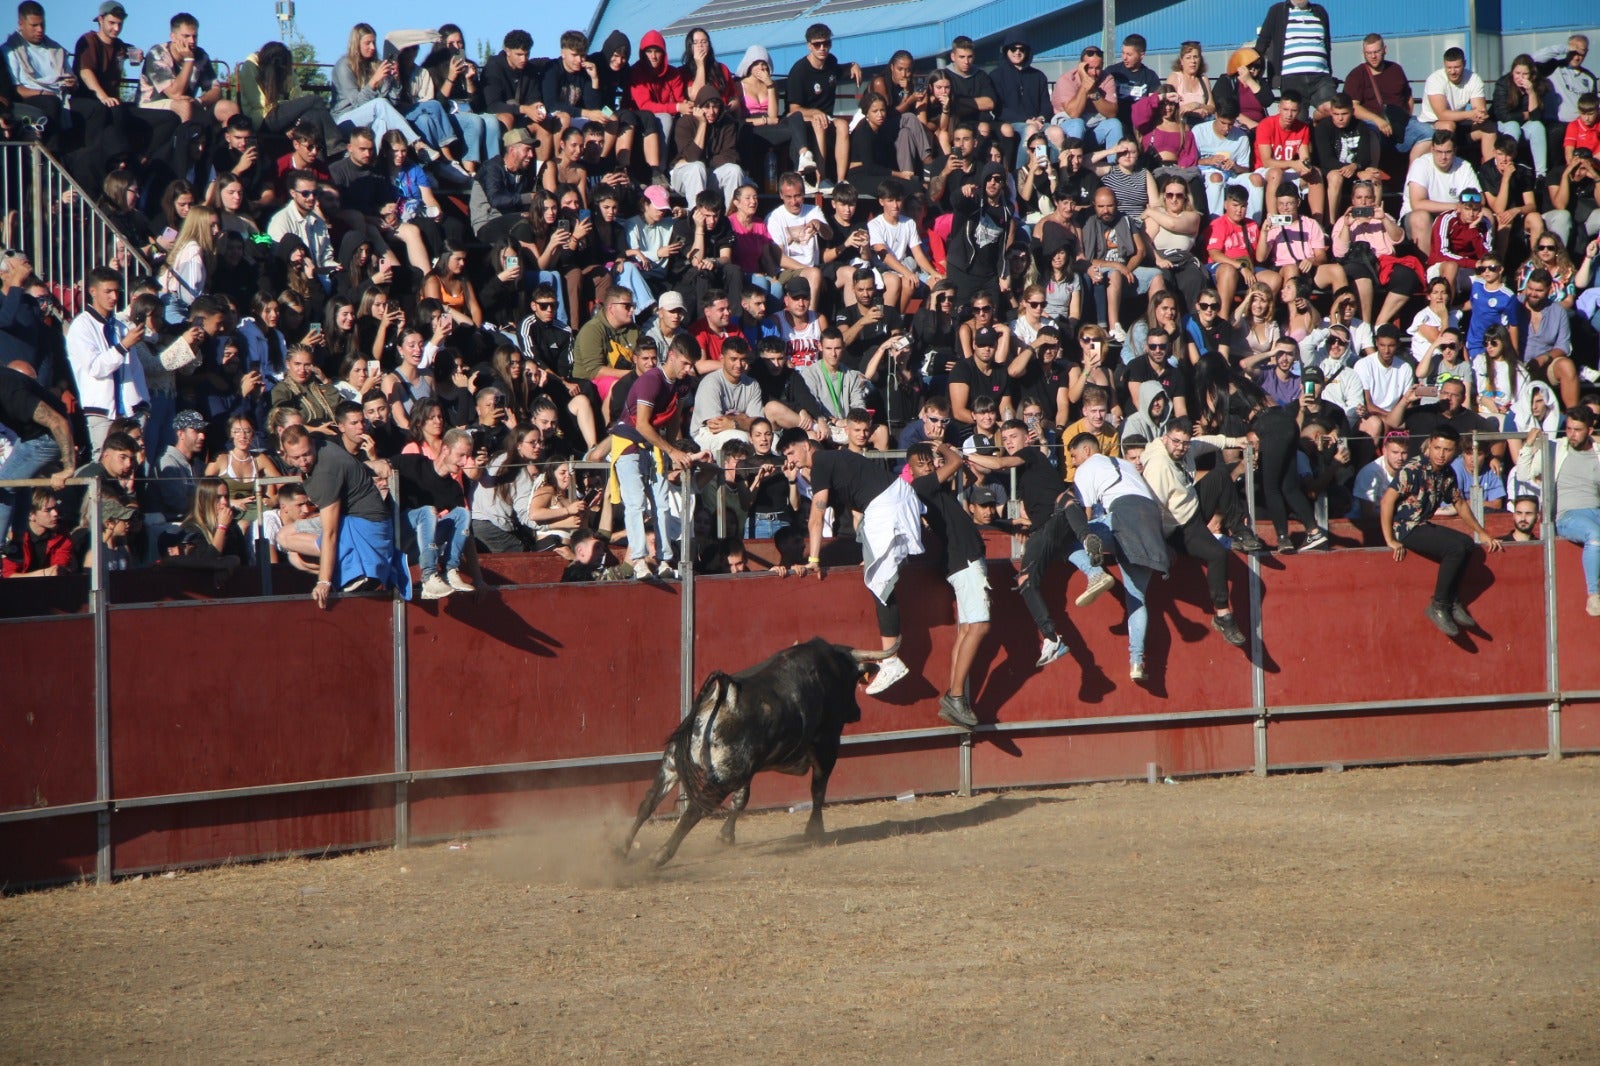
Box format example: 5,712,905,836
615,448,679,565
336,99,424,146
1555,507,1600,594
405,100,459,150
747,513,793,540
1497,119,1548,175
1053,114,1124,148
1073,519,1151,666
0,435,62,539
612,261,656,315
449,107,501,163
406,504,470,576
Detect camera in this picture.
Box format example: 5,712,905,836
1268,213,1295,227
1350,206,1374,218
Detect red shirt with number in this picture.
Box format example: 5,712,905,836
1255,114,1311,166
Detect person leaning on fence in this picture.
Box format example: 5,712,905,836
278,422,410,606
781,427,921,695
612,336,704,580
392,427,479,601
1142,416,1260,644
1380,424,1504,637
965,419,1111,668
1518,408,1600,617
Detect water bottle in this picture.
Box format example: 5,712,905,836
765,151,779,194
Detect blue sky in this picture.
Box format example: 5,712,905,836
36,1,602,74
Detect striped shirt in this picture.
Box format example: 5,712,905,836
1280,7,1330,77
1100,166,1151,216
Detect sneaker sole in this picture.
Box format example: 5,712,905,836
1075,572,1114,608
937,702,978,729
1035,646,1069,668
864,663,909,696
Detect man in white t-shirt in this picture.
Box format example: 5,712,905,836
1419,47,1494,162
866,178,942,311
764,172,831,305
1351,325,1416,443
1402,132,1479,254
1353,431,1411,521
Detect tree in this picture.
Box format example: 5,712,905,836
284,24,328,88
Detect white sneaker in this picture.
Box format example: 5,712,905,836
632,560,653,580
1129,661,1146,681
1075,569,1116,607
420,573,452,600
863,655,909,695
1581,367,1600,385
1035,636,1068,668
796,148,818,174
446,569,475,593
1107,325,1127,343
655,564,681,580
1588,593,1600,617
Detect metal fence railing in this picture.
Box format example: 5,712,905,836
0,141,154,318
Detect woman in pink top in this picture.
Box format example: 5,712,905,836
1331,179,1421,326
1165,42,1214,126
733,45,801,188
728,183,782,300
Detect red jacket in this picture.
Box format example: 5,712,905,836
1429,209,1493,268
2,530,74,577
627,30,683,114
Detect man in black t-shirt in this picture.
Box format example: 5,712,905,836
392,427,479,601
1121,327,1190,418
280,423,408,606
966,420,1112,668
908,440,991,729
948,325,1016,440
785,23,862,187
782,429,922,695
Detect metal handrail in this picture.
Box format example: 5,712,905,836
0,142,154,317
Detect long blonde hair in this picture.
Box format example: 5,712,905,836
185,478,230,541
345,23,379,84
171,204,219,263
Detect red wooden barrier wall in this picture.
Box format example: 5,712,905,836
2,538,1593,887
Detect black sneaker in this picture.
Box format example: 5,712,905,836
1212,614,1247,646
1450,601,1477,629
937,693,978,729
1425,602,1460,637
1233,529,1266,553
1301,528,1332,551
1275,537,1298,555
1081,532,1104,570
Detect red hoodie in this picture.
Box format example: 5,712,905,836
627,30,682,114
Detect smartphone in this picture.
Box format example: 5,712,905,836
557,218,574,234
913,75,928,94
1268,213,1295,227
578,209,591,223
505,254,520,269
1033,145,1049,164
1350,206,1374,218
1415,385,1442,399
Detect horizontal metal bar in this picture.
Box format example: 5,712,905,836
1265,691,1555,718
108,589,389,612
983,707,1262,734
1560,690,1600,701
407,751,666,781
113,772,408,810
0,611,90,626
0,477,97,489
0,800,107,824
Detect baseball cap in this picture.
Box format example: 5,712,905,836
1300,366,1326,386
967,486,998,506
783,276,811,298
657,291,686,312
973,325,999,348
103,498,138,521
641,184,671,210
502,128,534,149
172,410,207,432
96,1,127,19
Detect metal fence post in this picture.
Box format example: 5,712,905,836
391,487,409,848
1541,434,1562,759
1468,431,1484,523
679,468,696,724
29,145,45,274
1244,442,1268,776
88,480,111,883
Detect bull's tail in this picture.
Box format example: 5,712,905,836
671,673,733,814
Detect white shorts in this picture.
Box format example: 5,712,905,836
948,558,991,624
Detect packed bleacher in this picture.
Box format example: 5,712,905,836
1,1,1598,634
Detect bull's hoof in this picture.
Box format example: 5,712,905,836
650,849,673,868
803,824,826,844
717,829,736,846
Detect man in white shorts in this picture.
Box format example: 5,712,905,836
907,440,991,728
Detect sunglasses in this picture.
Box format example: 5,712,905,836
1146,343,1169,352
534,301,556,310
1025,301,1044,308
1538,243,1559,251
971,306,993,313
925,416,950,425
1479,264,1503,273
809,40,830,49
1163,192,1186,200
1437,343,1459,352
1196,301,1219,310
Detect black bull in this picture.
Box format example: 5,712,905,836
622,638,900,866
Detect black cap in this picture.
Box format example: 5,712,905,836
1301,367,1326,386
973,325,999,348
783,276,811,298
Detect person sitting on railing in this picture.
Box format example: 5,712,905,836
1380,424,1504,637
235,41,346,153
1519,408,1600,616
135,12,235,128
278,421,408,604
1,486,72,575
67,3,140,152
392,424,478,600
4,0,73,149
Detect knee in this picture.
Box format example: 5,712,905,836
1208,173,1224,184
1248,173,1264,187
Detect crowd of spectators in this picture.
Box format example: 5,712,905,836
1,1,1597,621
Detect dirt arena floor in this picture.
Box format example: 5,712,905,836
4,756,1598,1064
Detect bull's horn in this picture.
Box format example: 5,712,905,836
851,639,902,662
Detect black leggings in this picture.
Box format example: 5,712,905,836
1253,408,1317,538
1400,522,1474,605
1018,501,1094,640
263,96,346,150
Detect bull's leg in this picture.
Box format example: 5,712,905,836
651,806,709,867
718,785,751,845
621,753,678,859
806,735,841,842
